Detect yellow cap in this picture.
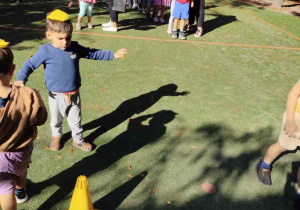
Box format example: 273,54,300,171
47,9,70,21
0,39,9,48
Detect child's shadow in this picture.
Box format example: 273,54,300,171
186,14,237,36
95,110,177,167
60,83,189,147
118,17,157,31
33,110,177,210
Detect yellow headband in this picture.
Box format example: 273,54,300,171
0,39,9,48
47,9,70,21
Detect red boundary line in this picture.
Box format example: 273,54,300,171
1,25,299,51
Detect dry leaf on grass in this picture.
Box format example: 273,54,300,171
166,201,171,204
55,155,63,159
128,174,133,178
43,145,51,150
99,87,105,91
192,146,199,149
178,131,184,136
68,148,74,154
148,189,157,196
127,165,132,170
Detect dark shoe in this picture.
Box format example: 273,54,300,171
255,159,272,185
294,198,300,210
15,188,28,203
172,30,178,39
179,31,186,40
184,24,192,31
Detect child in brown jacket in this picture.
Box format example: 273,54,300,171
0,39,47,210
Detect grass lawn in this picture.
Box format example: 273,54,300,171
0,0,300,209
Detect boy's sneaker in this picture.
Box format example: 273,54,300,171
167,28,172,34
153,17,158,23
255,159,272,185
159,17,164,23
294,198,300,210
87,23,93,29
179,31,186,40
15,188,28,203
132,4,138,9
102,26,117,32
102,21,111,27
172,30,177,39
194,27,203,37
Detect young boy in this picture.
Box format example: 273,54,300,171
0,39,47,209
14,9,127,152
256,79,300,191
171,0,194,40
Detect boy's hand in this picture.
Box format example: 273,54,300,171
284,121,299,138
13,81,25,88
114,48,128,58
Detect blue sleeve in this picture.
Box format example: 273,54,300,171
76,43,114,61
17,47,46,83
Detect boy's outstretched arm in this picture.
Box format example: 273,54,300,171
114,48,128,58
14,48,45,87
285,79,300,137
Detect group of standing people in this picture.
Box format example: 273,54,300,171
69,0,205,39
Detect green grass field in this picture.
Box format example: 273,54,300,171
0,0,300,209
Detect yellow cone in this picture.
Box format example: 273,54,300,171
68,175,97,210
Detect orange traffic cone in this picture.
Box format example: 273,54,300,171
68,175,97,210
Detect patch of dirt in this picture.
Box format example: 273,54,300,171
237,0,300,17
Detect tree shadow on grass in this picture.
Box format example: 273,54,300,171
31,110,177,209
27,122,300,209
121,123,294,210
60,83,189,147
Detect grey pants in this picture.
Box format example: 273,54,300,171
48,91,83,144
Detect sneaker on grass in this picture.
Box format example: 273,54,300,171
15,188,28,203
194,27,203,37
102,26,117,32
255,159,272,185
102,21,111,27
179,31,186,40
172,30,177,39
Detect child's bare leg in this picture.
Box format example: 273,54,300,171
297,166,300,193
16,175,26,190
160,6,165,18
154,5,160,17
88,16,92,23
173,18,179,30
111,22,117,28
179,18,185,31
0,193,17,210
77,16,83,25
256,141,287,186
263,141,287,164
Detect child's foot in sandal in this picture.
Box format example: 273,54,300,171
50,136,61,151
72,141,92,152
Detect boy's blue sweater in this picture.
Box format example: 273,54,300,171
17,41,114,93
